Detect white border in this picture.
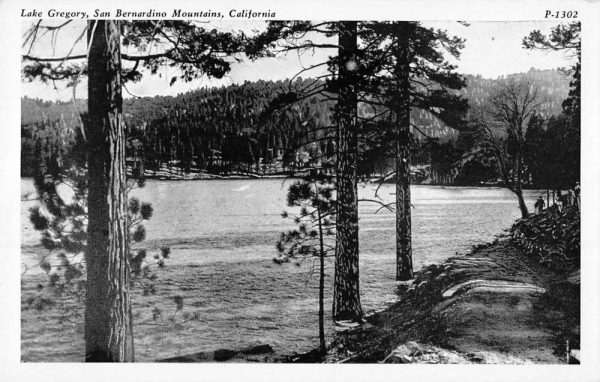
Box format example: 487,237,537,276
1,0,599,381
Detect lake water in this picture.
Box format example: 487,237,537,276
20,178,541,362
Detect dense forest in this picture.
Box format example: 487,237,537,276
21,68,571,185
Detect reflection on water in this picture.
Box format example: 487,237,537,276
21,178,542,361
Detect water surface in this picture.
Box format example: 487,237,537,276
21,179,541,361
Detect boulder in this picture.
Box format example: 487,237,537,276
240,344,275,355
213,348,238,361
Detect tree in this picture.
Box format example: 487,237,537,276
525,112,580,190
84,21,133,361
523,22,580,122
250,21,365,322
25,117,169,321
470,79,542,218
390,22,415,282
332,21,364,322
359,22,467,281
276,169,336,355
522,22,580,191
22,19,249,362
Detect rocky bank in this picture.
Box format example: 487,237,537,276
317,237,580,364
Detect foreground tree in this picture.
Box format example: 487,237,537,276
251,21,365,322
276,169,336,354
23,19,249,362
25,116,170,322
84,20,133,361
332,21,364,322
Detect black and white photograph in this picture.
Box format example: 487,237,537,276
1,0,600,380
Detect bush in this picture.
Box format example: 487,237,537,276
511,205,580,271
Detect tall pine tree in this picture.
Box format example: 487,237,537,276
333,21,364,322
360,22,468,281
23,20,251,362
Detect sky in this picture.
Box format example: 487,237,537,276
21,20,577,102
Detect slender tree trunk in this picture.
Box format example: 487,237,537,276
85,20,134,362
514,152,529,218
316,188,326,354
393,22,414,281
515,186,529,218
333,21,363,322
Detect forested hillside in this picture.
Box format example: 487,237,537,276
21,68,570,177
410,69,570,139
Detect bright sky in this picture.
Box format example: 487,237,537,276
21,20,576,102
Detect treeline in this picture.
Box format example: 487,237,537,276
132,79,335,174
21,68,571,185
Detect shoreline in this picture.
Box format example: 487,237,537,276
21,172,549,190
151,235,580,364
314,236,579,364
135,172,544,190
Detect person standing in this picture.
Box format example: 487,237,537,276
534,196,545,214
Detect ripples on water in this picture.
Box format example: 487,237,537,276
20,179,542,361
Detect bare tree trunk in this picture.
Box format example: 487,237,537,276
333,21,363,322
393,22,414,281
85,20,134,362
514,152,529,218
515,186,529,218
316,192,326,354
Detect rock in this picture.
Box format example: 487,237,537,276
383,341,425,363
213,348,238,361
384,342,474,364
393,344,413,356
240,344,274,355
158,353,211,362
405,341,423,356
441,279,546,298
397,355,413,363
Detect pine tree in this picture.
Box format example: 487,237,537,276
332,21,363,322
360,22,468,281
276,168,336,355
22,20,252,362
522,22,580,191
523,22,580,123
249,21,365,322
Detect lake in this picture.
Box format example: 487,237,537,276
20,178,542,362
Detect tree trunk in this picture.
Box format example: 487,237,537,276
85,20,134,362
514,152,529,218
316,193,326,354
515,186,529,218
333,21,363,322
393,22,414,281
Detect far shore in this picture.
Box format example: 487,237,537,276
20,172,552,191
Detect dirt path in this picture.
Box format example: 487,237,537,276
325,238,580,364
